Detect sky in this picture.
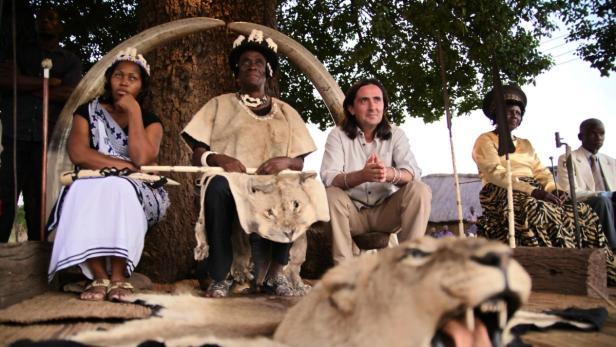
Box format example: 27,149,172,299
303,35,616,177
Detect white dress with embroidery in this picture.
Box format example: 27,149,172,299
47,99,170,281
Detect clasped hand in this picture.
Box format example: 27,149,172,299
531,189,568,206
360,153,387,183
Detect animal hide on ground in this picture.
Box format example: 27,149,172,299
45,239,604,347
69,293,294,347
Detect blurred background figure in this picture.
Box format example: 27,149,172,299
431,225,454,239
465,206,478,237
0,5,82,242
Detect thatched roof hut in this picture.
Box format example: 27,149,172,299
422,173,484,235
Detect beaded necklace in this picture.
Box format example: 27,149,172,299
237,93,269,108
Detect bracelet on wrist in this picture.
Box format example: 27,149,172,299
390,167,399,185
200,151,217,167
343,172,350,190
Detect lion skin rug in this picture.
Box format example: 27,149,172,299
9,238,607,347
275,237,532,347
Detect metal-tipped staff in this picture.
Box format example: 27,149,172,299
491,64,517,248
555,132,582,248
436,36,465,236
40,58,52,241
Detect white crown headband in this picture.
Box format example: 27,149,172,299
112,47,151,76
232,29,278,53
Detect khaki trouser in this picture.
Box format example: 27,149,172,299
327,180,432,264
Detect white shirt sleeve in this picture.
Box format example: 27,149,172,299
391,127,422,179
320,127,345,186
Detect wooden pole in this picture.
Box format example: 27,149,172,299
40,59,52,241
490,61,516,248
436,36,465,236
10,0,19,242
506,155,515,248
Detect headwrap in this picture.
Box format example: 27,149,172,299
482,84,527,121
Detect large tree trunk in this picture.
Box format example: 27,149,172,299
136,0,277,282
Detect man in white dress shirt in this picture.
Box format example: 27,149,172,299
320,78,432,264
557,118,616,249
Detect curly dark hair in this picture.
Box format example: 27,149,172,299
99,61,150,106
341,78,392,140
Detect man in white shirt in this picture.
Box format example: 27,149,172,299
557,118,616,249
320,78,432,264
466,206,478,237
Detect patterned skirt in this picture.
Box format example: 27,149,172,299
478,177,616,284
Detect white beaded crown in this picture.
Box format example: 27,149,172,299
229,29,279,77
112,47,151,76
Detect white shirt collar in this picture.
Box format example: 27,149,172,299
579,146,597,160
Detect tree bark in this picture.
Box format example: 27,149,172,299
136,0,277,282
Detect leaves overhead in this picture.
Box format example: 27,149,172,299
27,0,138,71
277,0,557,128
558,0,615,77
9,0,614,126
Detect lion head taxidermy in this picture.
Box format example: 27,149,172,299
274,237,531,347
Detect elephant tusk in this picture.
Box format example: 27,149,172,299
47,19,343,221
46,17,225,218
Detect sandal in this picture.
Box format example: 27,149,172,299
107,281,134,302
80,279,110,301
204,279,233,298
263,274,295,297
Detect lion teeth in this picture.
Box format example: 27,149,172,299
465,308,475,331
478,300,508,329
498,300,507,329
479,302,496,312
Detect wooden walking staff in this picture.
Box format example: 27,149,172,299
436,37,465,236
40,58,52,241
490,64,517,248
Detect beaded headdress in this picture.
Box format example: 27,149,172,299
229,29,279,78
112,47,151,76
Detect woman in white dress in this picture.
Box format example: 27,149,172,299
47,48,169,301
